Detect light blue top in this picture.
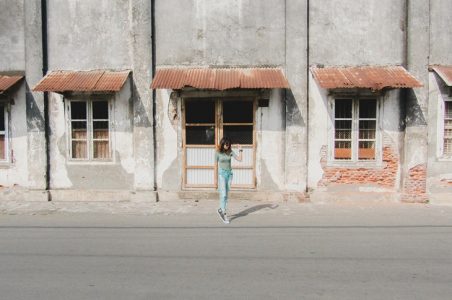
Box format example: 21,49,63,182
215,150,238,171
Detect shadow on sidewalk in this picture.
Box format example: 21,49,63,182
230,204,279,222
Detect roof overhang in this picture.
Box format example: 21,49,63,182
310,65,423,90
151,67,289,90
0,73,24,95
430,65,452,86
33,70,131,93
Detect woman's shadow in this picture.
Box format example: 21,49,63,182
229,204,279,222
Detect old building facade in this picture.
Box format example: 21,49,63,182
0,0,451,203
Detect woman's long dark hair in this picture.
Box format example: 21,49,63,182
218,137,232,153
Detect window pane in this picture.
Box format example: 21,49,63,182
92,101,109,119
334,141,351,160
223,101,253,123
223,125,253,145
93,121,109,139
71,102,87,120
93,141,110,159
445,139,452,155
359,141,376,160
335,120,352,139
186,126,215,145
0,135,5,160
0,106,4,131
71,121,87,139
359,120,376,139
72,141,87,159
359,99,377,118
185,100,215,124
445,102,452,119
335,99,352,118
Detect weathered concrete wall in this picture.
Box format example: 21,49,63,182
426,0,452,203
429,0,452,65
156,0,285,66
308,75,404,201
309,0,405,66
43,0,154,193
401,0,430,202
46,0,131,70
49,80,134,190
256,89,285,190
307,0,406,201
0,0,25,71
285,0,308,197
0,86,29,187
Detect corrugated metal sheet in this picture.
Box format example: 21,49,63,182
431,65,452,86
311,66,423,90
33,70,131,92
0,75,24,93
151,68,289,90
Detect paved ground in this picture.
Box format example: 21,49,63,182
1,200,452,299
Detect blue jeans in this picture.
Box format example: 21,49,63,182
218,168,233,212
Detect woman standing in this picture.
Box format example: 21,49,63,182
215,137,242,224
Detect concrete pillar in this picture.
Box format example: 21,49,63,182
129,0,155,191
284,0,308,200
402,0,430,202
24,0,47,190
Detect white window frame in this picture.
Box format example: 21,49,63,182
66,97,114,163
438,95,452,159
0,102,10,164
328,95,382,166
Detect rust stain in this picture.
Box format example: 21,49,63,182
151,67,289,90
33,70,131,92
431,65,452,86
311,66,423,90
0,75,24,93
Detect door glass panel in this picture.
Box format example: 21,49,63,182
186,126,215,145
185,100,215,124
223,125,253,145
223,101,253,123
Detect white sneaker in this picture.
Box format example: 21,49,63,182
217,208,229,224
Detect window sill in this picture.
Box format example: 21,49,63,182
326,161,384,169
66,160,115,165
437,157,452,162
0,162,12,169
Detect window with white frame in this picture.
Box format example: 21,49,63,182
0,104,8,161
333,98,378,161
68,99,111,161
443,100,452,156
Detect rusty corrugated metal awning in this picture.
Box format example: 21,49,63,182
430,65,452,86
0,75,24,93
311,66,423,90
151,68,289,90
33,70,131,93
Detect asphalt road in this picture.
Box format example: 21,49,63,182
1,205,452,299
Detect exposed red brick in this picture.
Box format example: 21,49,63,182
440,179,452,186
401,164,428,203
318,146,399,188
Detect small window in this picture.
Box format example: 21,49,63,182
0,104,7,161
333,98,378,162
444,101,452,156
68,99,111,161
185,99,216,145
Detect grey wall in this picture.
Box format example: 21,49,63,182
309,0,405,66
47,0,131,70
156,0,286,66
0,0,25,71
429,0,452,65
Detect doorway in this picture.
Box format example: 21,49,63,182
182,98,256,189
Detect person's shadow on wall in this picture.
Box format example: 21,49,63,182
229,204,279,222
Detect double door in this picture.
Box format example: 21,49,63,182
182,98,256,189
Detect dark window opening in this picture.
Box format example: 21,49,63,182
185,100,215,124
223,101,253,123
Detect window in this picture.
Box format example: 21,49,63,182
68,99,111,161
333,98,378,161
444,101,452,156
0,104,8,162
